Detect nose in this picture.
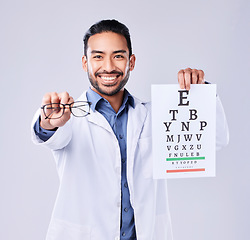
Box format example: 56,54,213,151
103,57,115,72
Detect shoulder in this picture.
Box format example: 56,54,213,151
132,95,151,111
76,91,88,101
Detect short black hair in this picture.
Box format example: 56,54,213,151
83,19,132,57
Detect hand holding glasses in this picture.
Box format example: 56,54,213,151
41,101,91,120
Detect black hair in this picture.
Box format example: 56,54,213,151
83,19,132,57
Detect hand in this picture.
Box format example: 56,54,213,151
40,92,74,130
178,68,205,90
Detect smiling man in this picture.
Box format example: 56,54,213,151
31,19,229,240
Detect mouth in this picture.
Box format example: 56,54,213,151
97,73,123,85
100,75,118,81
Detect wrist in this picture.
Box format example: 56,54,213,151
40,117,58,131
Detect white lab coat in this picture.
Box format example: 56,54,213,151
31,92,229,240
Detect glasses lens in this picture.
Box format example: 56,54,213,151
71,101,90,117
44,103,64,119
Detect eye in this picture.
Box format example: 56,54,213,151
93,55,103,59
114,55,124,59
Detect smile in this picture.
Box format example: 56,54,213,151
100,76,118,81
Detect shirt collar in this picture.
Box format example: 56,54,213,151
86,87,135,112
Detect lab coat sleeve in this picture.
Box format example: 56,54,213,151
31,109,72,150
216,95,229,151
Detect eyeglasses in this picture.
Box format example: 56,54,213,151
41,101,91,119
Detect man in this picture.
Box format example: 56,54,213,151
31,19,229,240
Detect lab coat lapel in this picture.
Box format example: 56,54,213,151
126,99,148,204
78,91,114,134
87,109,114,134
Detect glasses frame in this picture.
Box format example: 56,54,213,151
41,101,92,120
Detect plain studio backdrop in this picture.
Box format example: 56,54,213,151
0,0,249,239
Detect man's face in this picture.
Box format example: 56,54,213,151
82,32,135,97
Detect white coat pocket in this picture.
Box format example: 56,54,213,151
46,218,91,240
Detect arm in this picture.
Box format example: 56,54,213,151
215,96,229,150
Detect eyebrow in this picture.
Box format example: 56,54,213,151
113,50,127,54
90,50,127,54
91,50,104,54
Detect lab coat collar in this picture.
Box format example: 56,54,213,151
77,91,143,135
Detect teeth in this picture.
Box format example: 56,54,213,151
100,76,117,80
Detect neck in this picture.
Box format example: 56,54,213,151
91,87,124,113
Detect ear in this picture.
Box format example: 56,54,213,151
82,56,88,72
129,54,136,71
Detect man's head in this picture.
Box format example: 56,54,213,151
82,20,135,97
83,19,132,58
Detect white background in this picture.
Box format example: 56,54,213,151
0,0,249,239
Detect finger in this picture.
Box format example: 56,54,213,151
51,92,60,104
42,92,53,106
59,92,74,117
178,70,185,89
50,92,61,117
41,94,51,119
41,93,58,119
58,92,70,105
184,68,191,90
191,69,198,84
198,70,205,84
68,96,74,104
41,93,59,123
67,96,75,116
60,92,73,112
